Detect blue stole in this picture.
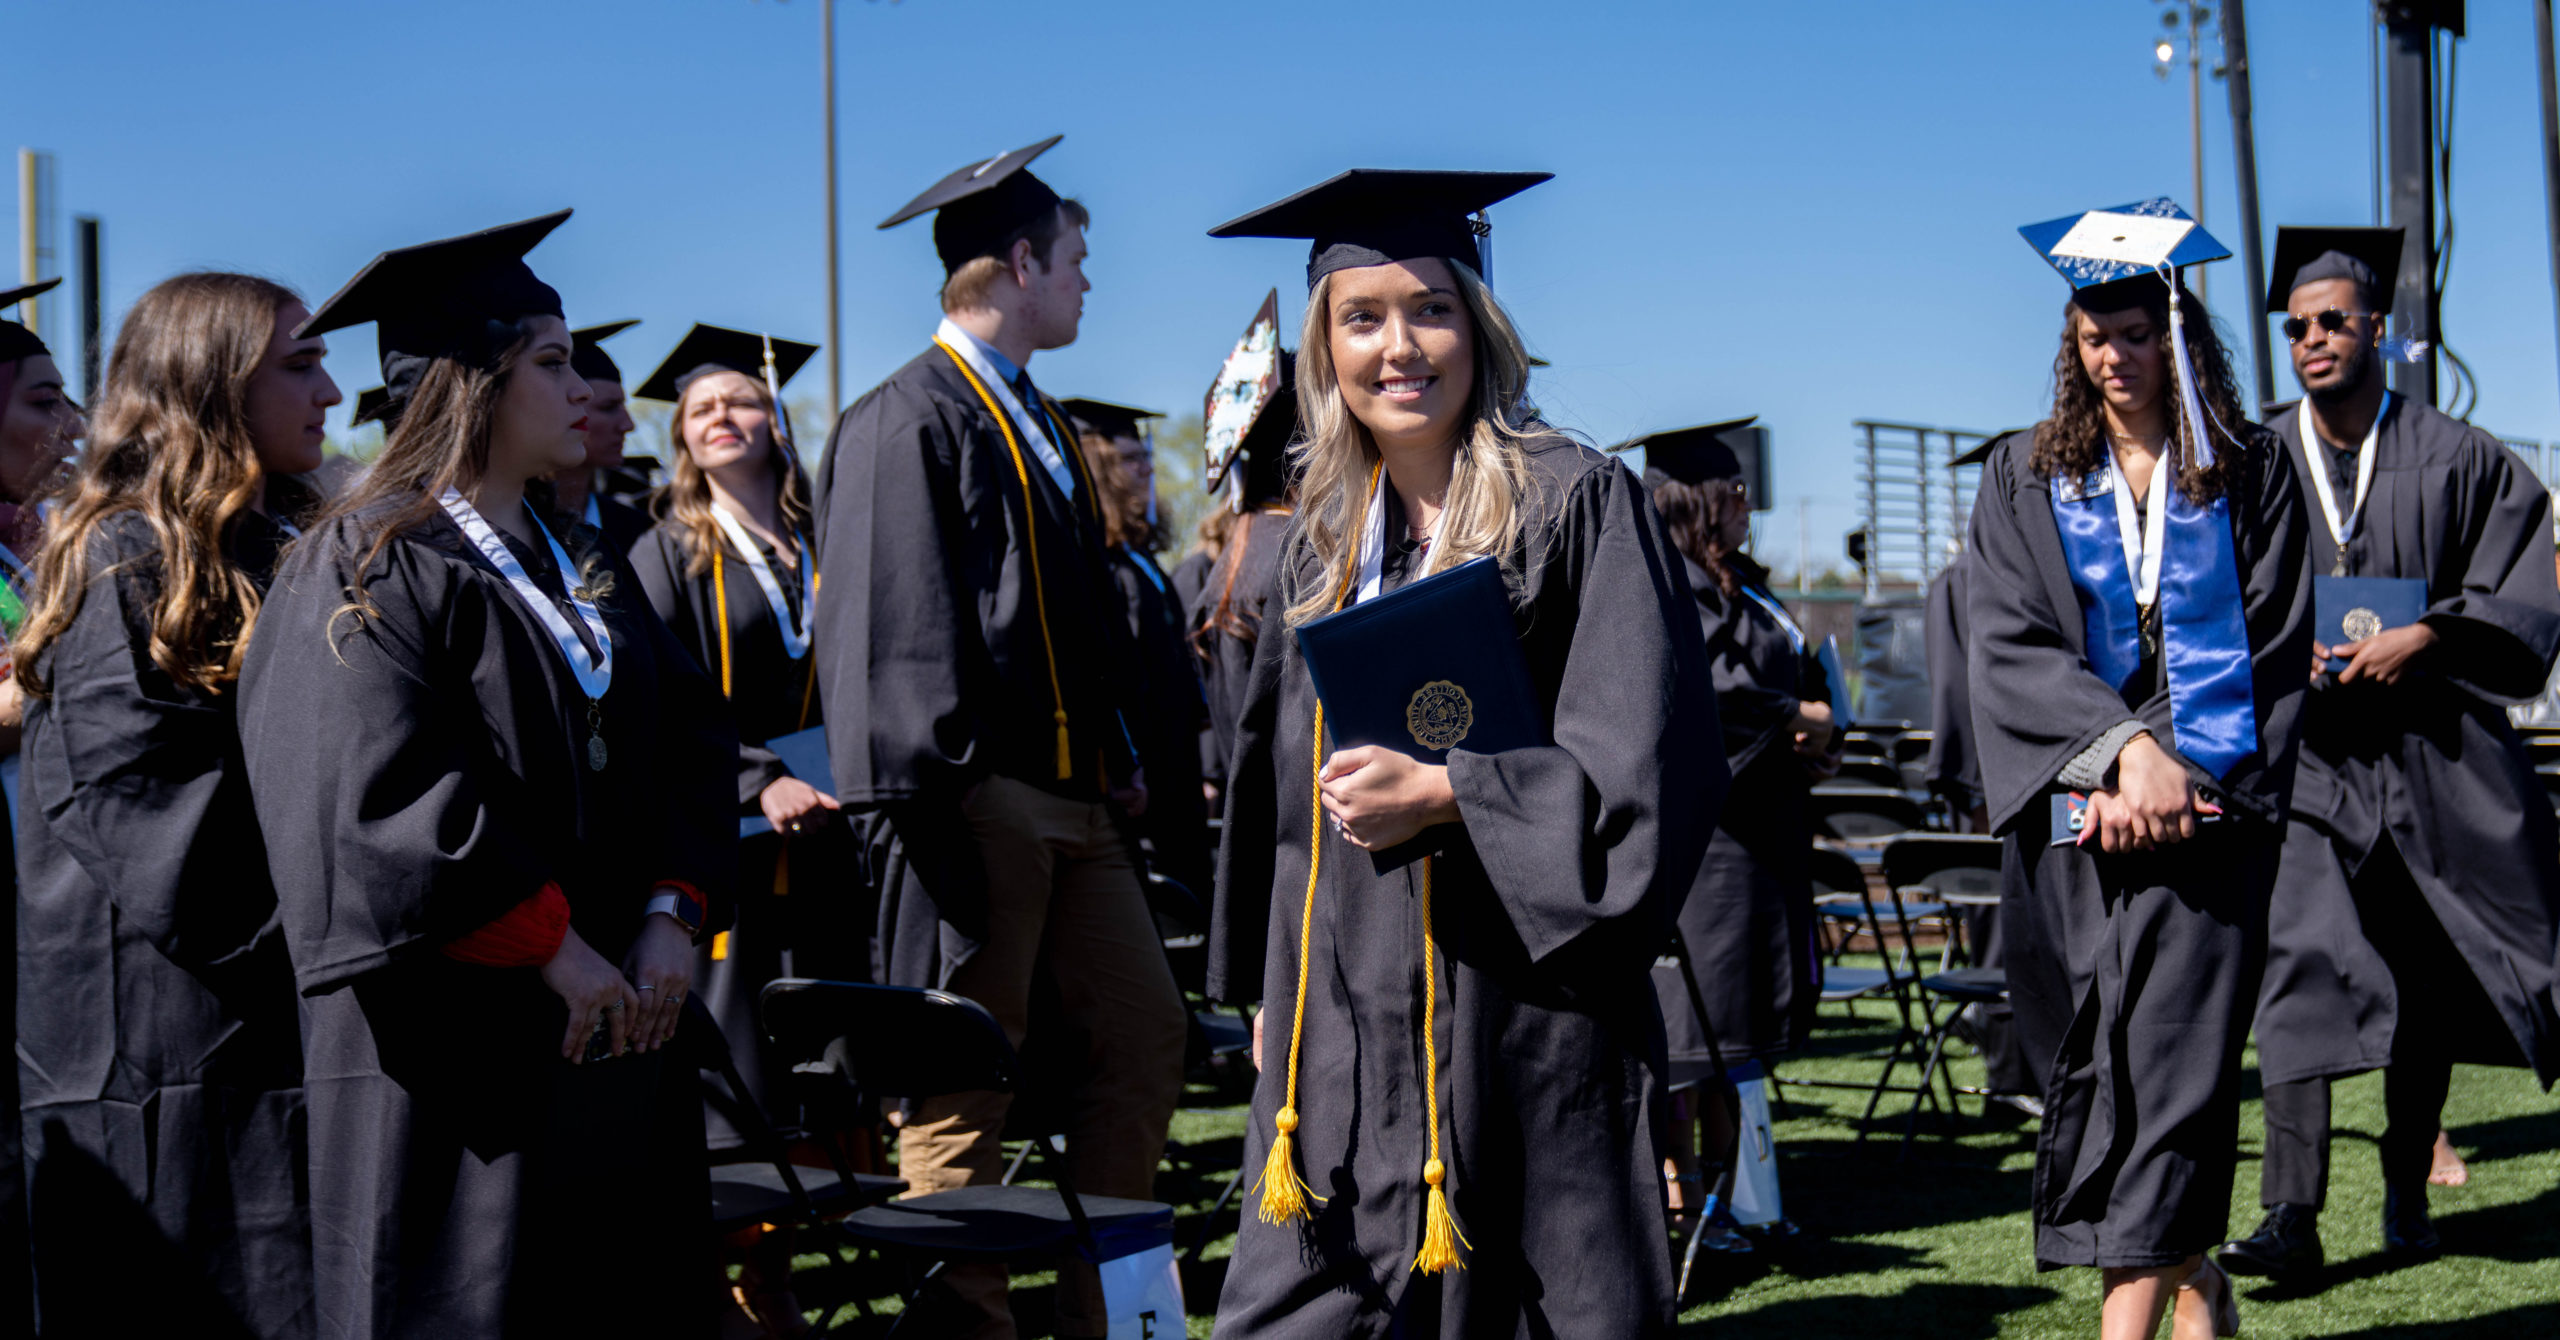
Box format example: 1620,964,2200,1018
2049,462,2257,780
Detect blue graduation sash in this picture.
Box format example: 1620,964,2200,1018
2049,463,2257,780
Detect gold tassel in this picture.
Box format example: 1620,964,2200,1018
1255,1105,1316,1224
1412,854,1468,1273
1053,709,1072,781
1414,1158,1471,1274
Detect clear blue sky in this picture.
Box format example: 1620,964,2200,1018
10,0,2558,576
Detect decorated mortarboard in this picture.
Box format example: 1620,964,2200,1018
0,278,63,363
570,319,640,384
297,211,571,422
632,323,818,404
2264,225,2404,316
1208,169,1551,288
2018,197,2229,313
1203,289,1289,500
1614,417,1767,506
1057,398,1162,444
879,135,1071,276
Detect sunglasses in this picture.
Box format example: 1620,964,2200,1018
2283,309,2374,344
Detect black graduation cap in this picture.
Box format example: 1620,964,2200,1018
1616,417,1768,505
2264,225,2404,316
1207,169,1553,288
570,319,640,383
632,324,819,403
0,278,61,363
879,136,1070,276
296,210,571,419
1203,290,1290,497
351,386,393,426
1950,429,2030,469
1057,398,1161,443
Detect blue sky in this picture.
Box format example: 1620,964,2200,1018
9,0,2557,575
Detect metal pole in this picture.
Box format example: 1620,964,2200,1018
2538,0,2560,407
2385,7,2438,407
2189,2,2207,305
2224,0,2275,409
17,150,37,337
822,0,842,419
76,215,100,401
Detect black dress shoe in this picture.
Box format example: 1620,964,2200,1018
2218,1202,2324,1278
2381,1184,2441,1259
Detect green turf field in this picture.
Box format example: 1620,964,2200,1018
774,991,2560,1338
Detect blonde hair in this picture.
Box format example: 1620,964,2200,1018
1281,258,1540,626
663,371,814,578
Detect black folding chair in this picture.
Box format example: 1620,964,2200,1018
1656,933,1748,1307
759,979,1176,1338
1773,846,1943,1149
1809,785,1927,845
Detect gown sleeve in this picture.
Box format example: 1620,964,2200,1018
2421,430,2560,703
1443,462,1727,965
812,381,989,806
29,531,274,983
1205,545,1295,1005
241,536,558,995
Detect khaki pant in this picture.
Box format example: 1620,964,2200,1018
899,774,1188,1339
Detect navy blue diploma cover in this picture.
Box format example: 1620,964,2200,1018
739,725,835,839
2314,575,2427,675
1294,556,1542,870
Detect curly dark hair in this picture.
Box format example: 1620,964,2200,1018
2030,279,2248,505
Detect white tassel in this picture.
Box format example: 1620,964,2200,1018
2166,281,2216,472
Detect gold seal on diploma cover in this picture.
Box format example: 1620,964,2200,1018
2342,607,2384,643
1406,680,1475,751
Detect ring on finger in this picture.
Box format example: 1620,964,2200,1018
637,985,656,993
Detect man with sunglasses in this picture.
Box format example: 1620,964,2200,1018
2222,225,2560,1279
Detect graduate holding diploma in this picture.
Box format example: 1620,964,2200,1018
1968,200,2309,1340
1204,169,1724,1337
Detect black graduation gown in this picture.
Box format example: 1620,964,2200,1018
629,518,859,1148
2256,397,2560,1087
1172,547,1224,792
1924,555,1983,812
812,347,1138,992
1965,427,2311,1270
1194,509,1291,811
1654,552,1821,1062
17,509,309,1338
1208,440,1726,1337
588,492,655,564
1106,544,1212,899
238,504,734,1338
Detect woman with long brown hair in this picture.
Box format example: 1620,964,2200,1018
236,214,734,1337
13,271,326,1337
1203,171,1724,1336
1066,397,1212,899
1631,419,1835,1240
1970,203,2309,1340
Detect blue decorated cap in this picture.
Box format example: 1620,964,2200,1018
2019,198,2228,310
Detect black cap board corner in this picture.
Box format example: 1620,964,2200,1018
880,136,1070,275
0,277,62,362
297,210,571,342
351,386,392,426
1208,169,1552,288
1950,428,2032,469
2264,225,2405,316
633,324,819,403
570,319,640,384
1616,416,1770,507
1057,398,1162,443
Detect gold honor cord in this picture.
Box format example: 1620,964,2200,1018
1255,459,1467,1273
935,340,1074,780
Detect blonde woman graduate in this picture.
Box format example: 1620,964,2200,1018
1203,170,1726,1337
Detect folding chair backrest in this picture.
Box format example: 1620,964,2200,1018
761,979,1017,1100
1811,785,1925,841
1833,759,1904,791
1879,833,2003,895
1146,871,1208,942
1808,845,1867,898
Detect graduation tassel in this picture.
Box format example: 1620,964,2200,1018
1413,853,1469,1274
1054,709,1073,781
1256,700,1331,1225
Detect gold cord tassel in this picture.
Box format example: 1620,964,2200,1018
1053,709,1072,781
1413,854,1470,1274
1256,700,1334,1224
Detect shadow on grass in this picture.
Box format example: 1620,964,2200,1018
2347,1303,2560,1339
1678,1279,2064,1339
